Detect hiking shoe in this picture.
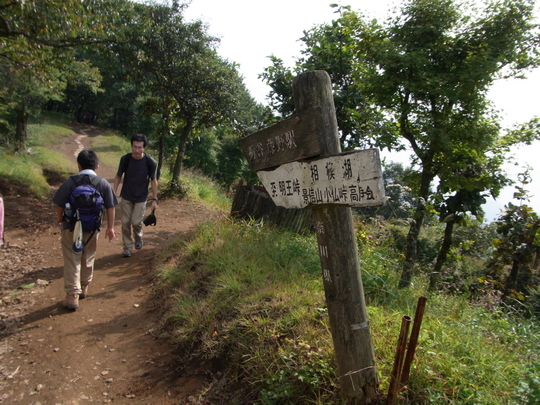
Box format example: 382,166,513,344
80,285,89,299
62,294,79,310
122,248,132,257
135,239,143,250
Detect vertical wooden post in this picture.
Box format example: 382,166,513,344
293,70,379,403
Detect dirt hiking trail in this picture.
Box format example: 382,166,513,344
1,125,221,404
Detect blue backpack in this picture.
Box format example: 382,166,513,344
68,175,104,233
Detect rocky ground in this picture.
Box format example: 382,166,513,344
0,125,222,404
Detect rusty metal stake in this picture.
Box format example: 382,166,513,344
386,315,412,405
400,296,428,386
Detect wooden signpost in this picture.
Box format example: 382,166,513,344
239,70,383,403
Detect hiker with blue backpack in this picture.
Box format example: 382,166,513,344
53,150,118,310
113,133,158,258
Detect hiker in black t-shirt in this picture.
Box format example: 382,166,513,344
113,134,158,258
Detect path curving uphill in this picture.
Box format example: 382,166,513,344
0,124,219,404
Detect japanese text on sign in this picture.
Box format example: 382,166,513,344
238,107,323,172
257,149,385,209
248,130,297,164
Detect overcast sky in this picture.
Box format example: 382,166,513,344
183,0,540,222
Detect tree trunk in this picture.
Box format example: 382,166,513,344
171,118,193,185
399,168,434,288
429,220,455,291
15,104,28,152
156,111,169,181
74,95,87,123
157,135,164,181
505,221,540,295
505,259,521,293
399,207,424,288
533,245,540,272
112,108,118,129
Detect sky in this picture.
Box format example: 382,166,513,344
183,0,540,222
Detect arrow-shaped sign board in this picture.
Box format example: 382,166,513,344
257,148,385,209
238,107,323,172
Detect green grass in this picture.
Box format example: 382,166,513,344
0,115,75,197
152,218,540,404
0,153,53,197
89,131,130,168
26,112,75,148
173,168,231,211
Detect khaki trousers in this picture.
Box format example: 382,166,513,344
61,228,99,294
120,199,146,250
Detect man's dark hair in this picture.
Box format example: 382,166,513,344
131,133,148,147
77,150,99,170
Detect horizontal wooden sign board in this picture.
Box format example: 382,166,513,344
257,149,385,209
238,107,323,172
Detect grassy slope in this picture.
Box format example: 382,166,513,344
0,116,74,197
154,219,540,404
3,115,539,404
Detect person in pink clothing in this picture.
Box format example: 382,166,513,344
0,193,4,248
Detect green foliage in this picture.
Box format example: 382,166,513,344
501,118,540,151
513,362,540,403
215,136,253,189
2,0,267,193
153,220,334,402
258,340,336,405
184,126,263,191
405,298,540,404
355,223,404,306
264,0,540,288
184,130,220,176
0,0,118,45
0,0,112,149
152,215,540,404
4,115,538,404
0,111,235,212
453,221,499,261
110,1,255,186
259,56,295,119
484,172,540,308
157,166,230,211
